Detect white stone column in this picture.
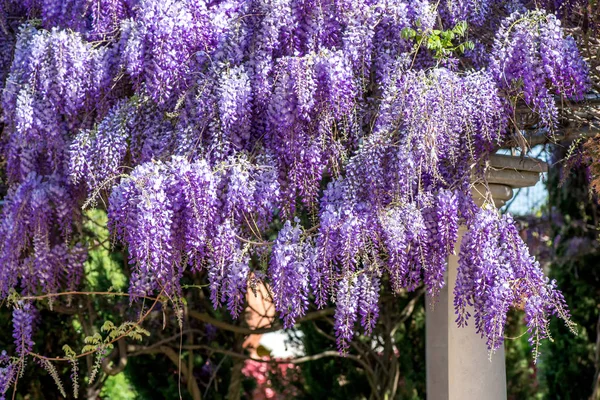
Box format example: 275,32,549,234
446,224,507,400
426,154,547,400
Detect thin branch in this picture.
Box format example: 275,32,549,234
390,287,425,338
311,320,386,373
187,308,334,335
203,355,227,398
178,344,368,367
131,345,202,400
127,329,206,357
504,123,600,148
102,338,128,376
20,291,159,302
234,234,273,247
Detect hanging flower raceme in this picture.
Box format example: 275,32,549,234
0,351,16,400
107,156,273,303
421,190,460,298
490,10,589,128
218,65,253,151
439,0,496,27
109,161,178,298
269,220,312,328
69,100,134,191
205,220,251,319
357,270,381,336
334,274,360,353
0,173,83,297
119,0,217,104
455,207,574,357
12,303,35,359
2,25,115,183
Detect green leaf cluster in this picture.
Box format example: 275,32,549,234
401,20,474,59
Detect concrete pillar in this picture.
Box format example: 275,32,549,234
447,226,507,400
426,224,507,400
426,154,548,400
425,284,448,399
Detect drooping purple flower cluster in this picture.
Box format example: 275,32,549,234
12,303,35,358
379,204,429,293
4,0,136,37
119,0,216,104
424,190,460,298
0,351,16,400
438,0,513,27
490,10,589,128
334,274,359,353
0,173,84,297
107,156,277,317
455,207,573,355
206,221,237,309
373,68,507,176
69,100,133,191
111,162,178,297
357,271,381,336
269,220,312,328
2,25,115,183
218,66,253,151
0,0,589,365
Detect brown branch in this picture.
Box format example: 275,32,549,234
234,234,273,247
182,323,381,399
311,320,386,374
179,344,371,367
45,303,78,315
126,329,206,357
390,287,425,338
20,291,159,302
227,336,244,400
203,355,226,398
187,308,334,335
515,123,600,148
102,338,128,376
131,345,202,400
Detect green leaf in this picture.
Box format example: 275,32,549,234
427,36,442,50
401,27,417,40
453,21,468,36
101,321,116,333
109,330,121,339
84,333,102,345
82,345,97,353
62,345,76,358
441,31,455,41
